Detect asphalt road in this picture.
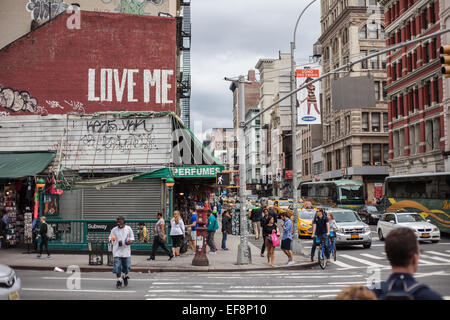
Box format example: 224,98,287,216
15,226,450,300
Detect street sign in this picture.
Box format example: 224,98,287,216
296,69,320,78
216,172,231,186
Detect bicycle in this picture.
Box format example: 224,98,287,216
329,231,337,262
315,235,329,270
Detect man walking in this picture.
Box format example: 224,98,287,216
148,212,174,261
109,216,134,289
206,210,219,253
186,208,197,255
37,216,52,260
250,203,262,240
372,228,443,300
221,209,232,250
281,213,294,265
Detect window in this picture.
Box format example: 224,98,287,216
358,0,366,6
360,25,367,39
435,77,440,104
433,118,441,151
362,144,371,165
381,53,387,69
383,113,388,132
392,62,397,80
327,152,333,171
362,112,369,131
423,10,428,30
409,125,416,155
383,144,389,164
368,22,378,39
426,80,432,106
368,0,376,5
336,119,341,137
373,144,381,164
393,131,399,157
382,81,387,99
360,50,368,69
372,113,380,132
345,146,352,167
393,98,398,118
370,50,378,69
374,81,380,100
336,150,341,170
424,43,430,63
345,115,351,133
431,2,436,24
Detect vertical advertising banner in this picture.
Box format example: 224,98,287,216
296,68,321,125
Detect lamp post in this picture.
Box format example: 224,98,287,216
290,0,318,255
225,75,252,265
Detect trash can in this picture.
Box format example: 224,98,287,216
106,242,113,266
88,241,104,265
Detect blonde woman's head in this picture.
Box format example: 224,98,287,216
172,210,181,224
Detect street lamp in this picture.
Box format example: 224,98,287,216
290,0,318,255
225,75,252,265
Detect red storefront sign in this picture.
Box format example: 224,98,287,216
285,170,293,179
374,183,383,199
0,11,176,115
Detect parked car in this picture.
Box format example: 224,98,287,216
325,208,372,249
357,205,384,225
377,212,440,243
0,264,21,300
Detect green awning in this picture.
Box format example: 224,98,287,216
0,152,56,179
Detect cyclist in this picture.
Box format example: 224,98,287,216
310,208,330,263
328,212,338,259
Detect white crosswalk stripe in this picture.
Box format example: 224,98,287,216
360,253,385,260
330,259,357,269
338,254,387,267
420,254,450,263
425,251,450,258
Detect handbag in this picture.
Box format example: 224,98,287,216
270,230,280,247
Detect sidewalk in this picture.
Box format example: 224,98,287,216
0,232,317,273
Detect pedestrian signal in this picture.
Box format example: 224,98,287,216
216,172,231,186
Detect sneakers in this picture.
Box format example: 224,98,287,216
287,261,295,265
221,248,229,251
36,255,42,259
46,256,52,260
208,251,216,255
122,275,129,287
147,257,155,261
168,254,174,261
116,280,122,289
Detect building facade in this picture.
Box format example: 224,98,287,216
380,0,445,175
245,108,263,195
440,0,450,171
319,0,389,201
255,53,293,198
208,128,235,171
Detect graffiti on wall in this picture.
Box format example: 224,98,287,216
0,85,43,114
26,0,69,21
78,118,158,153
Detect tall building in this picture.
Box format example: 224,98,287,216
245,108,263,195
380,0,445,175
319,0,389,201
440,0,450,171
208,128,234,170
255,53,293,197
229,70,260,175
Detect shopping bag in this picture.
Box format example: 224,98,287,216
270,230,280,247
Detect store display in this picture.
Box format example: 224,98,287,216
0,184,21,247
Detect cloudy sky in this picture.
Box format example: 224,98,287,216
190,0,321,136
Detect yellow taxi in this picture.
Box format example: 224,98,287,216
297,207,317,237
273,199,293,218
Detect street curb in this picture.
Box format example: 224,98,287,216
10,262,318,273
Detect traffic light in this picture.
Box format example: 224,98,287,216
216,172,230,186
441,45,450,78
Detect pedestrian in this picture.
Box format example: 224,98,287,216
263,216,278,267
280,213,294,265
371,227,443,300
108,216,135,289
137,222,149,243
170,210,185,257
186,208,197,255
36,216,52,259
336,285,378,300
221,209,232,250
310,208,330,263
148,212,174,261
250,203,262,240
260,208,270,257
0,210,6,249
206,210,219,253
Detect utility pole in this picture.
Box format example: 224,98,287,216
225,75,252,264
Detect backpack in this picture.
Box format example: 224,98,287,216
46,223,54,239
380,279,427,300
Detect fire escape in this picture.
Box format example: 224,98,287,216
179,0,191,129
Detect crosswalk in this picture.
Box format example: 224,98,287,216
143,249,450,300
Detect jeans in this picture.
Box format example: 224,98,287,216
221,231,228,249
150,235,172,259
207,231,216,252
311,234,330,260
113,257,131,275
39,237,49,256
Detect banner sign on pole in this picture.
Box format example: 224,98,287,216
297,67,321,125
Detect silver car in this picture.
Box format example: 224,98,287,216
0,264,21,300
377,212,441,243
326,208,372,249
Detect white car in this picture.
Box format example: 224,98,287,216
0,264,21,300
325,208,372,249
377,212,441,243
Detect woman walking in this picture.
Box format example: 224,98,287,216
170,210,185,257
263,216,278,267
